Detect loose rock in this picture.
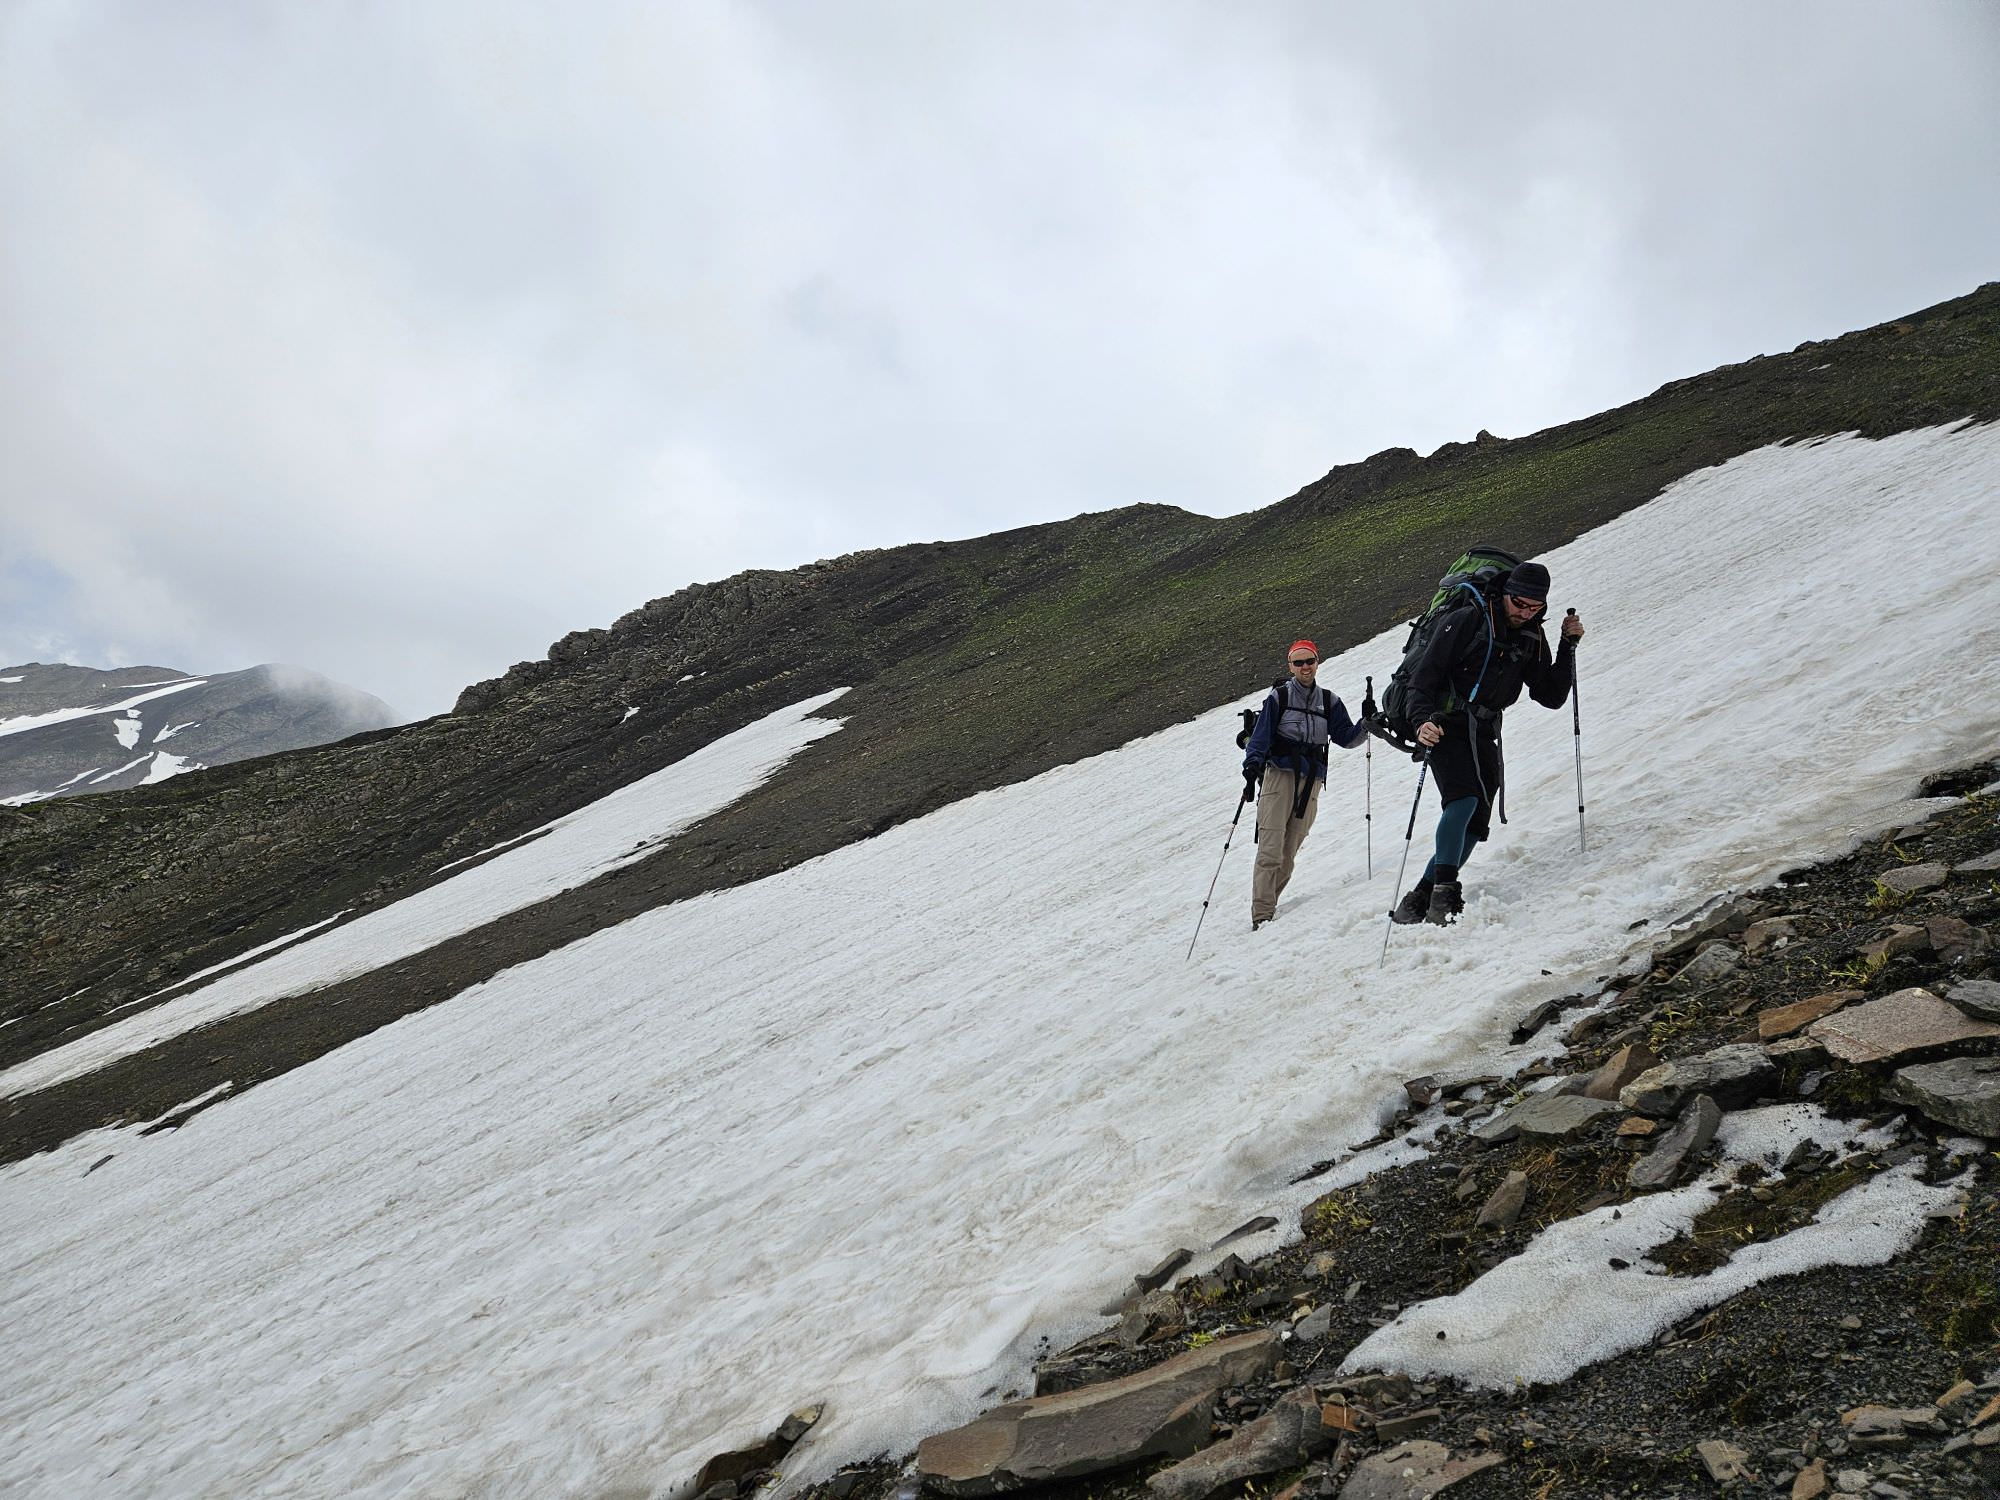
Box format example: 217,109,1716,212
1875,861,1948,895
1583,1043,1659,1101
1883,1057,2000,1136
1338,1440,1503,1499
693,1402,826,1492
1656,897,1762,962
1471,1093,1622,1144
916,1331,1281,1496
1619,1044,1777,1116
1927,915,1992,965
1742,916,1798,954
1136,1250,1195,1294
1697,1437,1753,1482
1947,979,2000,1022
1474,1171,1530,1229
1118,1289,1185,1347
1629,1094,1723,1190
1674,941,1743,986
1144,1388,1325,1500
1857,925,1932,970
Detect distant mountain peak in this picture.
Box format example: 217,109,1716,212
0,661,395,805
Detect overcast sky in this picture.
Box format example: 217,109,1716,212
3,2,1996,719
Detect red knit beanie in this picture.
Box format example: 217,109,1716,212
1288,639,1318,661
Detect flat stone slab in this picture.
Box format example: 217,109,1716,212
1340,1441,1504,1499
1884,1057,2000,1137
1955,845,2000,873
1809,987,2000,1065
1758,990,1861,1041
1619,1044,1776,1116
1471,1092,1621,1144
1876,861,1949,895
1948,980,2000,1022
916,1331,1280,1495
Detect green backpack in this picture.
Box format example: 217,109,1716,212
1377,545,1519,742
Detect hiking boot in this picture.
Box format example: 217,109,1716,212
1424,880,1464,925
1391,881,1433,925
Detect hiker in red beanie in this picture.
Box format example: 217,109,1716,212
1240,639,1370,929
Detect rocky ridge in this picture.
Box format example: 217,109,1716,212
724,767,2000,1500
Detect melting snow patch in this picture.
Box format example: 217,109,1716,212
113,716,142,750
141,751,200,784
87,755,153,785
1340,1105,1959,1388
0,674,23,683
0,678,206,739
153,720,199,743
622,706,639,722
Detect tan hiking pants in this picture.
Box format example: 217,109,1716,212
1251,767,1320,922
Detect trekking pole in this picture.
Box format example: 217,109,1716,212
1379,751,1432,967
1567,608,1586,855
1186,788,1253,960
1363,675,1374,879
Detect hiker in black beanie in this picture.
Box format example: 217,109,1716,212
1392,560,1584,925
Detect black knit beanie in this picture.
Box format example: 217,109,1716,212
1506,561,1551,602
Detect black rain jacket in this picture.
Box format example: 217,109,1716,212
1405,600,1574,732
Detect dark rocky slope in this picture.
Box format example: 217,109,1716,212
5,284,2000,1160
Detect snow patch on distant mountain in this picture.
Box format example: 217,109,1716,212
0,663,393,804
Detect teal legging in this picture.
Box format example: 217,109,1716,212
1420,795,1481,884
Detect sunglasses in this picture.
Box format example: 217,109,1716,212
1505,596,1544,610
1289,657,1317,667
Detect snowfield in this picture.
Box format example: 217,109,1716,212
4,425,2000,1500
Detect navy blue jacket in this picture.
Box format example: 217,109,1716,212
1242,682,1366,785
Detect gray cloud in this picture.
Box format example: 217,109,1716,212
3,0,1996,718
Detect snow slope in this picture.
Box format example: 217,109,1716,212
0,687,850,1098
3,425,1999,1500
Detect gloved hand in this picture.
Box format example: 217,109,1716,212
1242,765,1262,801
1361,687,1378,721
